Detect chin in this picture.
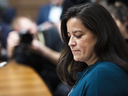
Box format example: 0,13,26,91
74,56,85,62
74,57,81,62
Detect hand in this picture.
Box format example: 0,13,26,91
28,39,61,65
28,39,45,55
7,31,20,57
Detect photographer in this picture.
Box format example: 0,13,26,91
7,16,64,95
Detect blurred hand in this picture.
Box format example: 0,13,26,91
28,39,61,65
7,31,60,64
7,31,20,57
28,39,45,55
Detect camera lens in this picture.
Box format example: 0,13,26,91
19,30,33,45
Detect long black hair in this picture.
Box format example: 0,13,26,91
57,2,128,86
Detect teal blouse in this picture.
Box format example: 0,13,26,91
68,60,128,96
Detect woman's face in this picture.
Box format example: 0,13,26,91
67,18,98,65
112,16,127,38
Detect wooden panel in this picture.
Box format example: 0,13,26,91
16,9,38,21
9,0,49,6
8,0,49,20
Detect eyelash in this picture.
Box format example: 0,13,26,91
76,35,82,38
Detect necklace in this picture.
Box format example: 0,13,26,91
68,65,92,96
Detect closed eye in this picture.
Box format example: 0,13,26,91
76,35,82,38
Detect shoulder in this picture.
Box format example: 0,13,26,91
43,28,61,40
93,61,124,72
90,61,127,79
84,61,128,96
88,61,128,86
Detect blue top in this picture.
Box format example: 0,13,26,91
68,60,128,96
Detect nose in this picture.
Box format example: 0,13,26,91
68,37,76,47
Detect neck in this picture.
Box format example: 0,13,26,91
121,30,128,39
86,56,98,66
123,33,128,39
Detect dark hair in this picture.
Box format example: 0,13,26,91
57,3,128,86
60,0,90,19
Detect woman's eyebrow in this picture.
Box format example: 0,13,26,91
67,30,83,34
72,30,83,33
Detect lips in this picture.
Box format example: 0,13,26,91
72,50,80,53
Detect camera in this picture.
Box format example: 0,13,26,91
14,30,33,64
19,30,33,45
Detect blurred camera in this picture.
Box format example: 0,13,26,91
19,30,33,45
14,30,33,63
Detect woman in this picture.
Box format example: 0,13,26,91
57,2,128,96
107,1,128,43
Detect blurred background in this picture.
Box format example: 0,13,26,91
5,0,128,21
0,0,128,96
7,0,49,20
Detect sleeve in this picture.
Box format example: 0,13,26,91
43,28,64,52
51,28,64,52
84,66,125,96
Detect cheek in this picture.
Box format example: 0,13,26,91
80,38,96,56
81,44,93,55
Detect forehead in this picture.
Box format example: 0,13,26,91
14,18,32,31
18,18,32,27
67,18,82,25
67,18,86,32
